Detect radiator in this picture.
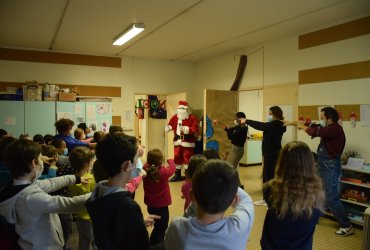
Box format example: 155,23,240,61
363,208,370,250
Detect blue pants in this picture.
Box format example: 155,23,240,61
318,156,351,228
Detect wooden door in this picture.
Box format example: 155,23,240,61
204,90,238,159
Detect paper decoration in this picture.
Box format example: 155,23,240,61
360,104,370,127
87,105,96,120
346,157,365,169
4,117,16,126
57,112,72,121
74,104,82,115
88,121,98,132
96,103,111,114
101,120,109,133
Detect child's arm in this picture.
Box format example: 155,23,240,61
229,188,255,231
27,190,90,214
164,159,176,177
125,169,146,193
36,175,82,193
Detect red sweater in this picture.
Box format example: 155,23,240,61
306,123,346,159
143,160,176,207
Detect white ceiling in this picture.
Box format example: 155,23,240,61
0,0,369,62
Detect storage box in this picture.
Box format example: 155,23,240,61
58,92,76,102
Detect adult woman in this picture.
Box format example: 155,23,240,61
240,106,286,205
261,141,325,250
53,119,96,154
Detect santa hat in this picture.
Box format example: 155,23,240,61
178,100,188,109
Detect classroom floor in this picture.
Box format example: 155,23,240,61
69,165,363,250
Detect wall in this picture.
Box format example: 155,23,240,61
0,56,194,136
192,17,370,160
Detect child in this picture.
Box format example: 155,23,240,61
39,144,59,180
181,154,207,212
0,139,90,250
143,149,176,246
0,136,16,188
33,134,45,144
50,139,74,249
165,159,254,250
54,118,96,153
85,133,159,250
93,131,105,144
260,141,325,250
44,134,54,145
68,147,97,250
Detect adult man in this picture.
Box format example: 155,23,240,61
166,101,198,182
293,107,352,236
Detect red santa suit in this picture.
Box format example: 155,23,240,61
166,101,198,170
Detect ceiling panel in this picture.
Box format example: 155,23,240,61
0,0,67,49
0,0,369,62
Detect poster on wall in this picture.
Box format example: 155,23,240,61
88,121,98,133
87,105,96,120
360,104,370,127
101,120,109,133
148,95,167,119
97,103,111,114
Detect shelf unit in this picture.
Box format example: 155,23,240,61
338,166,370,226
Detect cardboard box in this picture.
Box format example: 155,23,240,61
58,92,76,102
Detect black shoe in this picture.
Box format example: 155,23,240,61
170,169,185,182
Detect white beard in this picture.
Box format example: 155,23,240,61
177,109,189,120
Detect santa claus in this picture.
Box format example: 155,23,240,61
165,100,198,181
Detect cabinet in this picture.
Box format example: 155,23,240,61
339,166,370,226
240,140,262,165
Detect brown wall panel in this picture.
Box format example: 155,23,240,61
0,48,121,68
299,16,370,49
112,116,122,126
299,60,370,84
0,81,121,97
298,106,322,120
334,105,361,121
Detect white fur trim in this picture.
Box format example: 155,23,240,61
182,126,190,134
174,140,182,146
176,120,182,136
176,164,182,170
165,125,172,132
183,164,188,170
181,141,195,147
178,105,188,109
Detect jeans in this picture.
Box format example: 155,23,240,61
227,145,244,186
318,156,351,228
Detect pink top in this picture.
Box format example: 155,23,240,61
143,159,176,207
181,180,192,211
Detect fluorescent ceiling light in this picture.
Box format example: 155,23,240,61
113,23,145,46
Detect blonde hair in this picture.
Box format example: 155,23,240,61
265,141,325,219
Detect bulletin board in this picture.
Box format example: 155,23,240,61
334,105,361,121
204,89,238,160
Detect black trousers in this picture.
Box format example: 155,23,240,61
262,154,279,184
147,206,169,246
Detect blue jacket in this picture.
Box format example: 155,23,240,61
53,134,88,153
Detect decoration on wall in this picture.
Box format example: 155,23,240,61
148,95,167,119
101,120,109,133
88,121,97,132
135,96,167,119
96,103,111,114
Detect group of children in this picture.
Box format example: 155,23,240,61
0,116,332,250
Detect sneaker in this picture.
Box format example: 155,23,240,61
335,226,353,236
254,199,267,206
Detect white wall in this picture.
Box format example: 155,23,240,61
0,57,194,136
192,25,370,161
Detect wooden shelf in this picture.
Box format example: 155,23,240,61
340,199,370,208
340,180,370,189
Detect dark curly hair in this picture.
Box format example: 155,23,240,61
321,107,339,123
54,119,74,134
